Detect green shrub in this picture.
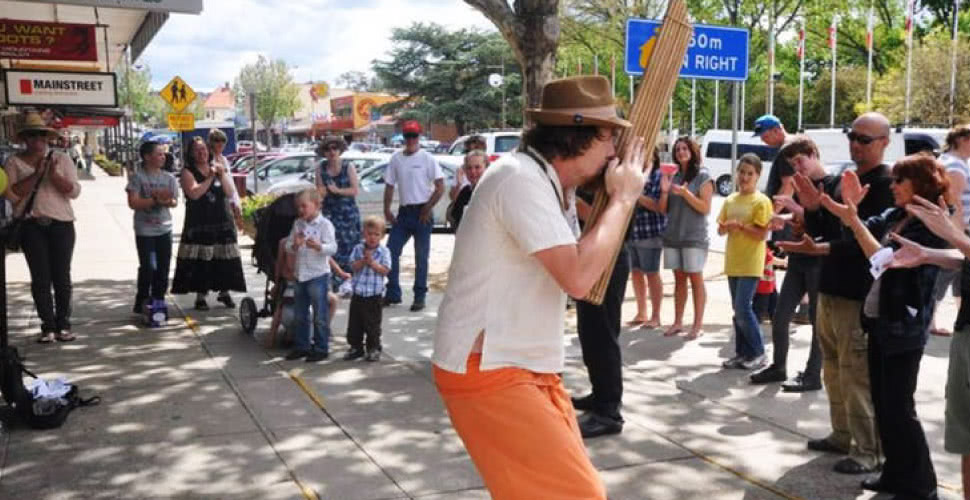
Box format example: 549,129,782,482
241,194,275,222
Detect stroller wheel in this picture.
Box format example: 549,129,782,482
239,297,258,335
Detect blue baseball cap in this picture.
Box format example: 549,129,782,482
752,114,782,137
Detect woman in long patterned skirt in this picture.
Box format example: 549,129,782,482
171,137,246,309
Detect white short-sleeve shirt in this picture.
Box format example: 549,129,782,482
433,149,578,374
384,149,444,206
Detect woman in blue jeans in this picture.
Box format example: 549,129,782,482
717,154,773,370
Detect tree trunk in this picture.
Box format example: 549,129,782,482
464,0,560,124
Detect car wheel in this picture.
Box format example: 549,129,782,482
716,175,734,196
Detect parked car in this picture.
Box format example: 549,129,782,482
237,140,268,153
700,130,780,196
228,152,284,172
341,152,391,173
446,131,521,162
266,156,461,231
245,153,317,195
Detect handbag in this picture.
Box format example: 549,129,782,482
4,151,52,252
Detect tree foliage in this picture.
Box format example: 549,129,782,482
232,55,301,131
335,71,384,92
372,23,522,135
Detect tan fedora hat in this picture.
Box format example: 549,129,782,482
526,76,631,129
17,111,58,139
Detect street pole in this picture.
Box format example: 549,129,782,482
629,75,635,105
714,80,719,129
501,54,506,129
866,3,875,109
768,3,775,115
691,78,696,138
905,0,915,125
830,15,839,128
250,92,257,193
798,19,806,131
741,82,746,129
731,82,739,175
950,0,961,125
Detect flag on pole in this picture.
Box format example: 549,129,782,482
828,17,838,49
866,7,874,50
797,23,805,60
905,0,914,41
594,54,599,75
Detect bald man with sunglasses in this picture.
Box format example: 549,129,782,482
777,112,894,476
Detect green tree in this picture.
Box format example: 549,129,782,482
463,0,560,115
116,63,160,126
372,23,523,134
335,70,384,92
232,56,301,134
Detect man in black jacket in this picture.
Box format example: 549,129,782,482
778,112,893,475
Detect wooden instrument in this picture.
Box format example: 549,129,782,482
582,0,693,305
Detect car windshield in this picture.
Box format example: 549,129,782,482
359,163,455,189
495,135,520,153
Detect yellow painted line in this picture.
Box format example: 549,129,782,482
288,369,327,411
168,296,321,500
940,481,964,495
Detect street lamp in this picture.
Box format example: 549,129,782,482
438,56,507,129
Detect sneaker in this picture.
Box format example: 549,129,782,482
305,351,329,362
740,354,767,370
343,347,365,361
55,330,76,342
132,299,145,315
365,350,381,362
382,297,401,307
750,364,786,384
722,355,744,369
409,301,425,312
284,349,308,360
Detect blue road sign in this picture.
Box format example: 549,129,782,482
625,18,749,81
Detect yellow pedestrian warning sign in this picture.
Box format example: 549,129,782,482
161,76,196,113
167,113,195,131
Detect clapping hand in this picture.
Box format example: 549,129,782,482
768,214,791,232
660,173,673,193
670,183,685,196
293,232,307,248
840,170,870,207
772,194,804,219
888,233,930,269
792,173,821,210
719,219,741,233
777,234,826,255
820,193,858,226
906,195,963,243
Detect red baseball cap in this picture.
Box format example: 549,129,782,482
402,121,422,135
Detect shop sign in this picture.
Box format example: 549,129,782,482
0,20,97,61
3,69,117,107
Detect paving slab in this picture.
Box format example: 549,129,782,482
1,433,298,499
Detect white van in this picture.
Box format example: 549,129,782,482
700,130,779,196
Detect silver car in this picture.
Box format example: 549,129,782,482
245,153,317,195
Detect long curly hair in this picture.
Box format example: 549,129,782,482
672,136,702,183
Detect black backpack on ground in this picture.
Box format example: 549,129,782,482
0,347,100,429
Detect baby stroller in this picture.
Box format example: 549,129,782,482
239,192,298,335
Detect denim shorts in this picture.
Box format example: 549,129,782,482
663,246,707,274
626,241,662,273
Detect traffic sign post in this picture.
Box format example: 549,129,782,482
625,19,749,81
167,113,195,131
161,75,197,113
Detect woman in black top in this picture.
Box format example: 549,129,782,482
447,150,488,231
822,154,950,500
171,137,246,310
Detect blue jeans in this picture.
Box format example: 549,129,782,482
385,205,432,303
293,274,330,354
728,277,764,359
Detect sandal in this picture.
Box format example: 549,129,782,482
625,317,646,326
37,332,55,343
663,325,683,337
56,330,76,342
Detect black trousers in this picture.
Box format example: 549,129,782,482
21,219,75,334
347,295,383,352
869,337,937,498
576,245,630,420
135,232,173,305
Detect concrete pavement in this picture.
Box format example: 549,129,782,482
0,166,963,499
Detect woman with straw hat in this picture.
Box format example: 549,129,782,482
2,111,81,343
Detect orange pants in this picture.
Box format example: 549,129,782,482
434,354,606,500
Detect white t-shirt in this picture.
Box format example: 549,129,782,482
384,149,444,205
433,149,578,374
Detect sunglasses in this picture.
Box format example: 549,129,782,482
404,133,419,139
21,130,49,139
847,131,886,145
324,145,340,152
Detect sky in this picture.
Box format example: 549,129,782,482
137,0,496,92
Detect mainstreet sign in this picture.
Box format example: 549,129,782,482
3,69,117,107
625,19,749,81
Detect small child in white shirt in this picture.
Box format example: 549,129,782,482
284,188,337,362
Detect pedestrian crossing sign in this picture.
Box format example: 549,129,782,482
161,76,196,113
